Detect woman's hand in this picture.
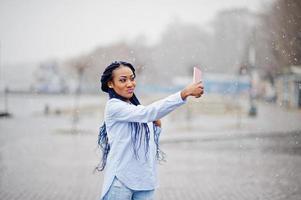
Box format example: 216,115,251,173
154,119,162,128
181,82,204,100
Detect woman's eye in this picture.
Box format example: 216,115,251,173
119,79,126,83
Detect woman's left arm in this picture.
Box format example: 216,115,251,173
106,91,186,123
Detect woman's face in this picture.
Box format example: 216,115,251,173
108,66,136,100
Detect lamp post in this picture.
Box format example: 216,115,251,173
72,66,84,133
0,41,11,117
248,46,257,117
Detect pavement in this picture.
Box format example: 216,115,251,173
161,98,301,143
0,93,300,200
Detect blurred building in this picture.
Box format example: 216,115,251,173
31,61,68,94
170,73,251,95
275,66,301,108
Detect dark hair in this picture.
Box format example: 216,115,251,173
100,61,136,93
96,61,164,171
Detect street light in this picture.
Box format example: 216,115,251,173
0,41,12,118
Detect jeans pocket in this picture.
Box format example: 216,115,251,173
105,177,132,200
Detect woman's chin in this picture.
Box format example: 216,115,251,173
127,93,134,99
122,93,134,100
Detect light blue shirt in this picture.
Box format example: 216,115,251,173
100,91,186,199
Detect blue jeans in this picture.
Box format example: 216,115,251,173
103,177,155,200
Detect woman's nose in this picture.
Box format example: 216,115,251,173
126,80,134,87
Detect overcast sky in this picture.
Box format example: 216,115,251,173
0,0,268,65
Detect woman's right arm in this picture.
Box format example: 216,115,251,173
106,82,204,123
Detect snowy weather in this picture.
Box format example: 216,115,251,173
0,0,301,199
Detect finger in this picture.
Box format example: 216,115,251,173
195,81,202,86
196,83,204,88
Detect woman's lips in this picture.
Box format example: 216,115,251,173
127,89,134,93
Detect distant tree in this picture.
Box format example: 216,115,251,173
63,41,149,93
264,0,301,71
151,19,211,83
211,8,257,74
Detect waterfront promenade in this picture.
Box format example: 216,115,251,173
0,94,300,200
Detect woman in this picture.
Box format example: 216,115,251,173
97,61,204,200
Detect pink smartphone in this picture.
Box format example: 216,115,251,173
193,67,202,83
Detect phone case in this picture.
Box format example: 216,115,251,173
193,67,202,83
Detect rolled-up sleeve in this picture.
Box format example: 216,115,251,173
106,91,186,123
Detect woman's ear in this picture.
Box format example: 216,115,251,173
108,81,113,88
